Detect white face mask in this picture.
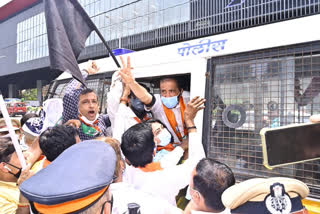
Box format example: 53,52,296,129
156,128,172,147
79,113,99,125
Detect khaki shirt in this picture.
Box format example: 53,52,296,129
0,181,19,214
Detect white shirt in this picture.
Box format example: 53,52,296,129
107,71,126,136
110,182,182,214
113,103,140,142
191,209,231,214
147,92,190,143
107,72,143,142
123,132,205,205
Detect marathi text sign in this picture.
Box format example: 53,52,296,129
178,39,227,57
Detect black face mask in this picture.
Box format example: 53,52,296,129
130,98,146,119
5,162,22,179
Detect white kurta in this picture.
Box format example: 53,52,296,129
123,132,205,205
110,182,183,214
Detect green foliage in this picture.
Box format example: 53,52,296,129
21,89,37,101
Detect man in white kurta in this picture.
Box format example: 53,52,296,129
121,96,206,205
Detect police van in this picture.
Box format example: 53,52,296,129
46,15,320,213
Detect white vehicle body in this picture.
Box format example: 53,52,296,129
49,15,320,211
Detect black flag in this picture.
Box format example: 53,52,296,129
44,0,96,85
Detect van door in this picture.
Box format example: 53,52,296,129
204,42,320,200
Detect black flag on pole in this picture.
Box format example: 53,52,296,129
44,0,96,86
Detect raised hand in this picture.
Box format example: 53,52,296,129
85,60,99,75
118,56,134,85
17,163,34,186
184,96,206,122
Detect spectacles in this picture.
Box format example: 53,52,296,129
4,162,21,170
4,162,22,178
100,195,113,214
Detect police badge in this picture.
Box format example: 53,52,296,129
265,183,292,214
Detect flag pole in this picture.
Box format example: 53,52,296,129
71,0,121,68
0,93,27,169
93,27,121,68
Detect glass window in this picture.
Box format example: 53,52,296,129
122,21,128,37
94,1,100,15
89,3,94,16
104,0,110,11
16,12,49,64
132,16,139,34
118,7,124,23
93,16,99,28
163,8,171,26
122,6,129,21
149,13,155,30
99,15,105,28
128,19,134,35
105,12,111,27
16,1,191,64
110,0,116,9
105,26,111,41
110,10,118,24
149,0,158,13
171,6,179,24
127,3,134,20
141,0,148,16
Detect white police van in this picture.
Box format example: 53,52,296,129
47,15,320,213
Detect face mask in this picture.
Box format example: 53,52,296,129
130,98,146,119
156,128,172,147
79,113,99,125
130,98,145,113
161,95,179,109
5,162,22,179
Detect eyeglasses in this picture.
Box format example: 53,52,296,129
4,162,21,170
100,195,113,214
4,162,22,178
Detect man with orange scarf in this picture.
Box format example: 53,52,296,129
119,56,190,144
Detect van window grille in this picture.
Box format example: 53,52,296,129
208,41,320,198
49,78,105,97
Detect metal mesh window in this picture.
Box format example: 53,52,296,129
47,77,112,114
208,41,320,198
52,82,68,98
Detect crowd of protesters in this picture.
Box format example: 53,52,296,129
0,56,318,214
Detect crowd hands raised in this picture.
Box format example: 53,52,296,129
0,56,317,214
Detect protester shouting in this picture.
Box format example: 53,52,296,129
63,61,111,140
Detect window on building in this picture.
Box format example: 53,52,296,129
16,0,191,63
16,12,48,64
